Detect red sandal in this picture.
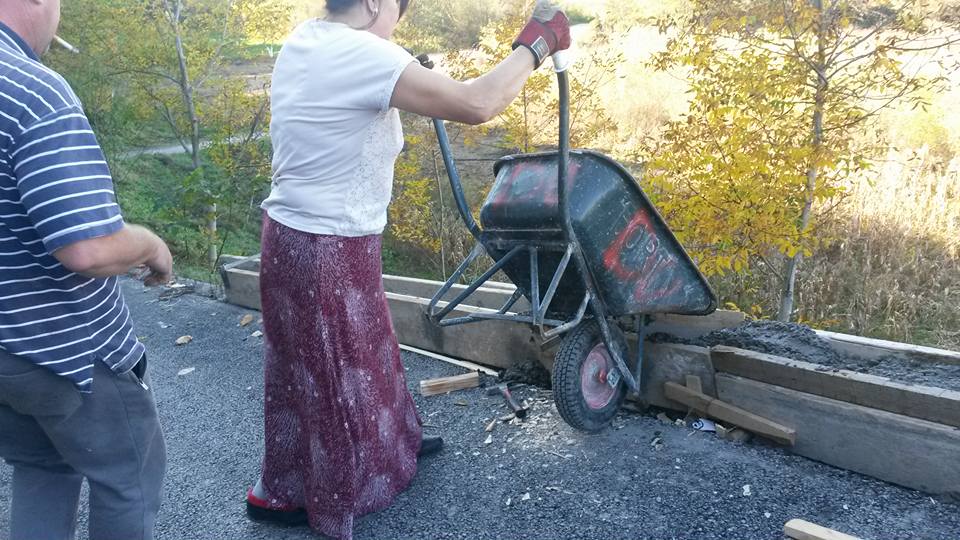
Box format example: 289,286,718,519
245,488,308,526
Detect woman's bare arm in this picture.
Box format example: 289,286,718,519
389,48,535,125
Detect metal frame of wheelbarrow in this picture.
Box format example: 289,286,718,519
425,69,643,395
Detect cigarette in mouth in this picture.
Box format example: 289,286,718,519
53,35,80,54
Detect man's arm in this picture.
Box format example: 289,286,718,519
13,105,173,285
53,224,172,285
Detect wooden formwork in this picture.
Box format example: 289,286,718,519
220,255,960,497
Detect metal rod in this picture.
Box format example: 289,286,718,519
538,243,574,324
498,288,525,315
432,246,524,321
557,71,571,241
634,314,651,391
427,242,485,318
432,118,481,240
591,299,639,393
542,292,591,338
439,313,568,328
529,247,540,323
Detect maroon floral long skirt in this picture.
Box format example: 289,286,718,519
257,215,422,540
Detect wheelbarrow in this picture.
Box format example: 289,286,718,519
425,57,717,432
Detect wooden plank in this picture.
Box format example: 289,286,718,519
685,375,705,415
784,519,862,540
716,374,960,496
386,292,550,371
637,342,716,410
711,345,960,428
383,275,531,312
419,372,480,396
217,259,724,399
398,344,499,377
645,310,746,339
381,275,745,338
221,268,261,311
816,329,960,365
664,381,796,445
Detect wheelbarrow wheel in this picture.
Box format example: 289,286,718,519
552,321,629,432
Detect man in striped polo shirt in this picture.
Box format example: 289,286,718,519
0,1,173,539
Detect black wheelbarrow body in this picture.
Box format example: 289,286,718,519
424,62,717,432
480,150,715,320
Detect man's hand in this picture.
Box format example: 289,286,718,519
141,238,173,287
512,0,572,69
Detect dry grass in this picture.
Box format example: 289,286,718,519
798,150,960,349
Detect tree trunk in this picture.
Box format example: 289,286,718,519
778,0,827,322
207,203,218,266
171,0,218,267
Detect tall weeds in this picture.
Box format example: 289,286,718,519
801,149,960,348
712,148,960,349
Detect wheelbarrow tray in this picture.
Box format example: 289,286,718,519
478,150,716,319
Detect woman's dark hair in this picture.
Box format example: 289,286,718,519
326,0,410,18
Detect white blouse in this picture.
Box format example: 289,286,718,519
263,20,415,237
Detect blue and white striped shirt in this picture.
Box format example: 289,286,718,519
0,23,144,392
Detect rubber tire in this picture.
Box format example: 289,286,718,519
552,321,629,432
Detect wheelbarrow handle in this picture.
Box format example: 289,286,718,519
556,68,571,237
432,118,481,241
551,51,571,73
416,52,483,241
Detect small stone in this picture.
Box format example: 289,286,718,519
521,492,531,501
742,485,752,497
484,435,493,445
174,335,193,346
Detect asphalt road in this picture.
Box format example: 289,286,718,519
1,280,958,540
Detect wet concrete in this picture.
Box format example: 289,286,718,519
651,320,960,392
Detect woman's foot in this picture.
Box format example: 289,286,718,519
418,436,444,457
245,488,309,526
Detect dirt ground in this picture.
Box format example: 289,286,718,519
2,281,957,540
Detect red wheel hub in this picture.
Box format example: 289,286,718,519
580,343,617,410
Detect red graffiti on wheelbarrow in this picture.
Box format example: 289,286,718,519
488,159,582,208
601,211,687,308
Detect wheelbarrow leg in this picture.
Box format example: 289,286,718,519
634,314,651,395
588,298,640,394
427,242,485,319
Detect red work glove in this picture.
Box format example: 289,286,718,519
512,0,571,69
